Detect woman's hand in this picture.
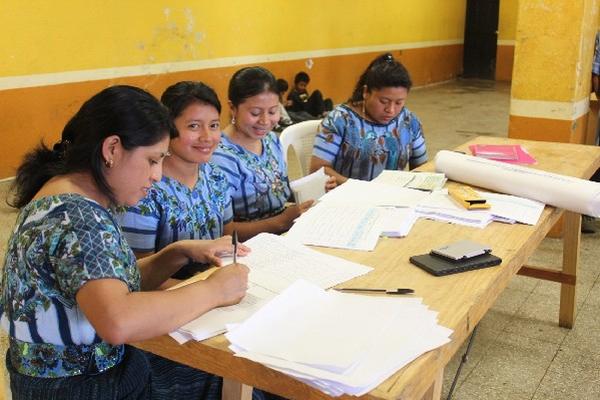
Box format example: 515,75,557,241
278,200,314,232
325,175,337,192
179,236,251,267
205,262,250,307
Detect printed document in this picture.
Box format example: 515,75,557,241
173,234,372,342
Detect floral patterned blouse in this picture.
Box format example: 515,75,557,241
312,104,428,181
0,194,139,378
211,132,291,222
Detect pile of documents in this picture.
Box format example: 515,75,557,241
285,179,428,250
415,189,544,228
286,169,544,250
172,233,372,342
226,280,453,397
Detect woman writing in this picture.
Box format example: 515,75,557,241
310,53,428,183
1,85,249,399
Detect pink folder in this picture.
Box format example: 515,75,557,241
469,144,537,164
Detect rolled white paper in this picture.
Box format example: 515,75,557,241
435,150,600,217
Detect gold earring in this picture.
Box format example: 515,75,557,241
105,159,114,168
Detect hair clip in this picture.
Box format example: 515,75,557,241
384,53,394,63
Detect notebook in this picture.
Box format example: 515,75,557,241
409,252,502,276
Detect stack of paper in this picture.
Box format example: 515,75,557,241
415,190,493,228
380,207,419,237
477,191,545,225
173,234,372,342
226,280,453,397
373,170,447,191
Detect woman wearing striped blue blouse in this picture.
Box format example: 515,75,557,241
212,67,335,241
118,81,238,281
310,53,428,184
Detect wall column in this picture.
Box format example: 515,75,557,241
508,0,599,143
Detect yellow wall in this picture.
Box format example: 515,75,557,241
0,1,464,77
512,1,596,102
508,0,599,144
498,0,518,41
0,1,466,179
496,0,518,81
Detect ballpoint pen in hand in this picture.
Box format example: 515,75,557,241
232,230,238,264
335,287,414,295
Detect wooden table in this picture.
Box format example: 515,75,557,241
134,137,600,400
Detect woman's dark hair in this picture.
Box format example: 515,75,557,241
349,53,413,103
228,66,278,107
160,81,221,137
9,85,174,209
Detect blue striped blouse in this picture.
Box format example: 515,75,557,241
118,162,233,253
211,132,291,222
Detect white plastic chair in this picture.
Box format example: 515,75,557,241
279,119,322,178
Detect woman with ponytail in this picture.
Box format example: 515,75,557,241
310,53,428,183
1,85,250,399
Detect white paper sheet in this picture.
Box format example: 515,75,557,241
435,150,600,217
373,170,447,191
290,167,328,203
172,234,373,341
178,283,277,341
286,204,384,250
318,179,430,207
240,233,373,292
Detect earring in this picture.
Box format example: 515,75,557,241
362,101,366,116
105,159,114,168
231,116,236,125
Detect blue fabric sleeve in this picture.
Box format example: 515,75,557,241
312,109,344,163
118,190,161,253
593,32,600,76
408,113,428,169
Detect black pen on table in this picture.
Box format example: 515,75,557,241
232,230,238,264
335,287,414,295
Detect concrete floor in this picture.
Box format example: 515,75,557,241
1,80,599,399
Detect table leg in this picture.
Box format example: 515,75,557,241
222,378,253,400
559,211,580,328
421,368,444,400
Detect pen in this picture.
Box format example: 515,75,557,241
232,230,238,264
335,288,414,295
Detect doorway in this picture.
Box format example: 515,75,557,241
463,0,500,80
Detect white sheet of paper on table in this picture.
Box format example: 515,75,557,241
286,204,384,250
